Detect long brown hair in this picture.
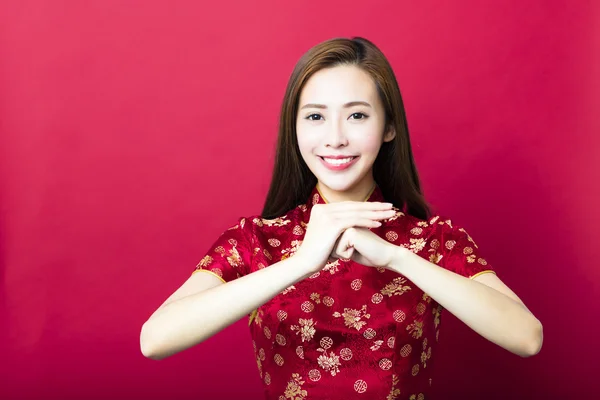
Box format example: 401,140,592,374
261,37,431,220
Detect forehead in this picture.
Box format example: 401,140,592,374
299,65,379,105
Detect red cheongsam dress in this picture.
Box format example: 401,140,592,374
193,185,496,399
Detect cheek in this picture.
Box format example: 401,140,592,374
296,127,318,156
355,134,383,157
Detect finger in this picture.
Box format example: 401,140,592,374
333,234,354,259
330,201,394,211
340,218,382,229
336,209,397,221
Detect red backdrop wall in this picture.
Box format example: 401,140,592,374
1,1,598,399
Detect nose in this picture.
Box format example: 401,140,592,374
325,118,348,148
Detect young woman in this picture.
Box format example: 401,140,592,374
140,37,543,399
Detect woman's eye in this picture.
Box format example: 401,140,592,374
350,112,368,120
306,114,323,121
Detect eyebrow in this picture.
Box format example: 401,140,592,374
300,101,372,110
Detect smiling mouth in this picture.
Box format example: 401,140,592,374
319,156,358,166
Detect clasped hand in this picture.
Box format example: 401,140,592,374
295,201,401,273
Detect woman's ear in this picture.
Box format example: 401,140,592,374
383,126,396,143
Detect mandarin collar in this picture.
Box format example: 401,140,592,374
306,184,385,209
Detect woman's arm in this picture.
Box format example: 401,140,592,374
140,256,315,360
389,247,543,357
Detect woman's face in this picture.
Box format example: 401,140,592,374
296,64,395,201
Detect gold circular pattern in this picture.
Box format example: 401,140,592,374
296,346,304,359
301,301,314,313
277,310,288,321
379,358,392,370
308,369,321,382
320,336,333,349
276,334,286,346
354,380,368,393
385,231,399,241
400,344,412,357
393,310,406,323
363,328,376,340
340,347,353,361
387,336,395,348
274,353,284,366
371,293,383,304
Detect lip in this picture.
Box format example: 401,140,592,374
319,155,357,159
318,155,359,171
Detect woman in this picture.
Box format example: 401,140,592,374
140,37,543,399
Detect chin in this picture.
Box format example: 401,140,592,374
307,158,372,194
315,174,365,193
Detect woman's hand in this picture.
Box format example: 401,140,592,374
294,202,396,273
332,227,401,269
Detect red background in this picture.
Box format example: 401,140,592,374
1,1,598,399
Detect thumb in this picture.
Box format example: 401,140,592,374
339,245,355,260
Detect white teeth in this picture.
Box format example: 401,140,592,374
323,157,354,165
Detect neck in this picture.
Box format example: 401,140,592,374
316,178,376,203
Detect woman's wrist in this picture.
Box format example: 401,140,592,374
387,245,410,275
290,250,324,277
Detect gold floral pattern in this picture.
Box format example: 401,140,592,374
290,318,316,342
409,238,427,253
381,277,412,297
316,349,342,376
333,305,371,331
386,374,401,400
197,255,212,268
281,240,302,260
428,251,443,264
283,373,308,399
226,247,242,267
421,338,432,368
323,259,340,274
407,320,424,339
262,217,291,227
433,305,442,329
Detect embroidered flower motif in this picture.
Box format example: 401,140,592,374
381,277,412,297
262,217,291,227
421,338,432,368
433,305,442,328
333,305,371,331
197,255,212,268
429,251,443,264
290,319,317,342
283,373,308,399
387,209,405,221
408,238,427,253
323,259,340,274
407,320,424,339
316,350,341,376
386,374,401,400
226,247,242,267
281,240,302,260
370,340,384,351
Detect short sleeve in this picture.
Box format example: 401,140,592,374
192,217,253,283
436,217,496,279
